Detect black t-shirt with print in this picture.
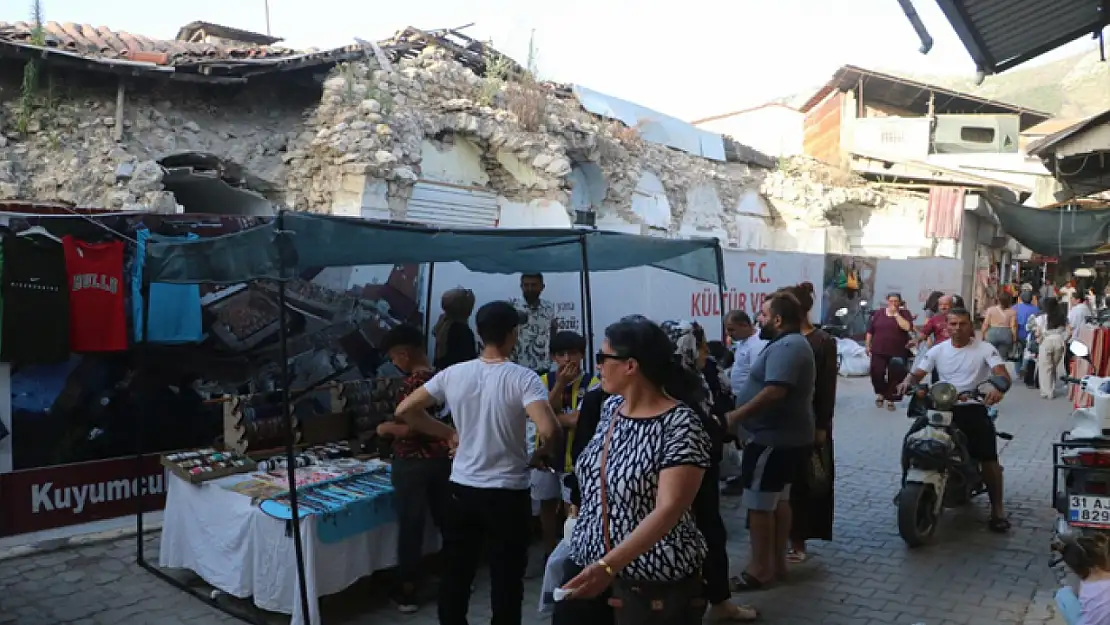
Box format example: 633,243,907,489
2,236,70,364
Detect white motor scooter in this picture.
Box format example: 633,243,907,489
1053,341,1110,546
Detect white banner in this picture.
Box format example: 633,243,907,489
874,257,963,319
427,249,825,354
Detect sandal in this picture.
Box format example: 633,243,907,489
709,602,760,622
786,549,807,564
730,570,768,592
875,396,884,407
988,516,1012,533
886,401,897,411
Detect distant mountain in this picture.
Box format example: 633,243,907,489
779,49,1110,119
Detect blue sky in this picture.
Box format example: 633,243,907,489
1,0,1093,120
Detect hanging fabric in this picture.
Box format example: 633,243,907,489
63,236,128,352
132,228,203,344
925,187,965,240
1,235,70,364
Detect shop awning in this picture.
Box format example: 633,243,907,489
143,212,724,285
988,187,1110,258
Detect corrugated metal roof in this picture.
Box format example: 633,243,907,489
1027,107,1110,157
799,64,1051,130
1022,118,1086,137
934,0,1107,75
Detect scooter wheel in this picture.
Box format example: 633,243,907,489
898,482,939,548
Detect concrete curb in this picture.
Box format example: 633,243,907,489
0,521,162,562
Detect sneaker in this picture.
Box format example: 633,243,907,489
391,586,419,614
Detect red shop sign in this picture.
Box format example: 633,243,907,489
0,454,166,537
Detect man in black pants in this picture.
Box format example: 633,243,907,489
375,324,451,613
396,301,561,625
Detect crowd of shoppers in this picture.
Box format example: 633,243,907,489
378,269,850,625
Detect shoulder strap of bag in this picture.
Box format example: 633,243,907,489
599,405,620,553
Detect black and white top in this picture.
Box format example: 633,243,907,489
569,396,712,581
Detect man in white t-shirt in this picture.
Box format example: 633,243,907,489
897,306,1013,533
395,300,560,625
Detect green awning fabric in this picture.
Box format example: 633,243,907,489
988,187,1110,258
144,212,724,285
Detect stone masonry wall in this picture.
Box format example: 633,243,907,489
0,68,311,211
284,46,918,245
284,47,773,233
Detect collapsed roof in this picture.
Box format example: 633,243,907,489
0,22,523,84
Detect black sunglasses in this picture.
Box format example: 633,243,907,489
595,351,630,366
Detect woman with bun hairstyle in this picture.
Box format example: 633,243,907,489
554,316,713,625
781,282,838,563
1054,533,1110,624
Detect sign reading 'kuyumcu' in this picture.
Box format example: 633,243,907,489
30,474,163,514
0,454,167,537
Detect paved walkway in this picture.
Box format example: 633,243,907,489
0,377,1072,625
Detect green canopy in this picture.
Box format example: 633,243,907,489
144,212,724,285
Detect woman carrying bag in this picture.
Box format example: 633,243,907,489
553,317,712,625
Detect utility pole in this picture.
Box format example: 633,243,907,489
264,0,272,36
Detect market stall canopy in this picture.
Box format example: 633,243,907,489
143,212,724,285
988,187,1110,258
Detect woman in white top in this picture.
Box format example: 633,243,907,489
1055,533,1110,625
1035,297,1068,400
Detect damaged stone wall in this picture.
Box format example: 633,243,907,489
285,46,931,251
285,47,772,241
0,64,311,211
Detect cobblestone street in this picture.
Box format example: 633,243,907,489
0,377,1072,625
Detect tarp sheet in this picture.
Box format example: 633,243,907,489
988,187,1110,258
144,212,724,285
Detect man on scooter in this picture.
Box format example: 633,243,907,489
896,307,1013,533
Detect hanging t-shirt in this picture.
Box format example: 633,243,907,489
131,228,203,343
63,236,128,352
2,235,70,364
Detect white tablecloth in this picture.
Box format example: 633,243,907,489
159,472,438,625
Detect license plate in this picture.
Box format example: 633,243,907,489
1069,495,1110,527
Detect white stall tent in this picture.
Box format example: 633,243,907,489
428,249,826,353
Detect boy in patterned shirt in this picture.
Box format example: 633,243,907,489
376,324,452,613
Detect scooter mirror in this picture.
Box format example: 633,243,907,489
1070,341,1091,359
835,307,848,316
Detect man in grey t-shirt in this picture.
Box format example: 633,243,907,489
726,291,815,589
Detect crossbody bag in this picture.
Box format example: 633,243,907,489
598,409,706,625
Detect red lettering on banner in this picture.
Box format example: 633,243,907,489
691,261,779,320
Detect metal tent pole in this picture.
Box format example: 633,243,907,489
276,210,314,625
423,262,436,346
135,252,149,565
579,233,595,374
715,244,727,340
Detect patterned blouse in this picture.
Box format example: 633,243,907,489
509,298,555,371
569,396,711,581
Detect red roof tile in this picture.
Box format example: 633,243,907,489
0,20,299,65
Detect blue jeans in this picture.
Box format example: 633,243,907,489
1057,587,1082,625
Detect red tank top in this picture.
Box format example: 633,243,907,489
63,236,128,352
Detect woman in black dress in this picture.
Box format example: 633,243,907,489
782,282,838,563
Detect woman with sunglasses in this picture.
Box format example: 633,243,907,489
554,317,712,625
